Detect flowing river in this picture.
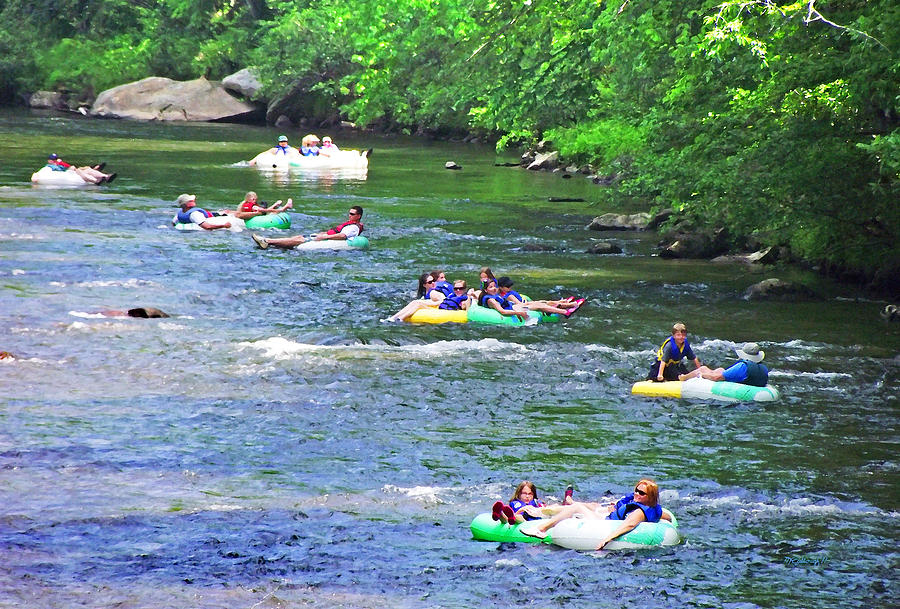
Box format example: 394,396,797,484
1,109,897,608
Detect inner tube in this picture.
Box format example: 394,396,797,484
293,235,369,250
471,509,680,550
289,150,369,170
631,378,780,403
243,213,291,230
172,215,243,232
31,166,92,186
406,301,560,325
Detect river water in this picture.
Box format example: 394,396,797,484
1,109,897,608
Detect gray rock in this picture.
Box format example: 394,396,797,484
711,247,777,265
744,278,815,300
657,227,729,259
587,241,623,255
274,114,294,128
535,139,554,152
527,150,559,171
445,161,462,170
92,77,258,121
587,212,651,231
29,91,66,109
646,209,674,231
222,68,263,99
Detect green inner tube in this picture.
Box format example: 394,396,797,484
244,213,291,229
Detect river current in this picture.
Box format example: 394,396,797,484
0,110,897,608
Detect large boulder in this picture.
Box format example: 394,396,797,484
222,69,263,100
587,212,651,231
91,77,259,122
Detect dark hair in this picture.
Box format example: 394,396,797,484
416,271,434,298
350,205,364,217
478,278,498,306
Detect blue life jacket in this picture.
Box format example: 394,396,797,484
434,281,454,298
504,289,525,303
47,163,67,172
655,336,695,365
300,146,320,156
607,493,663,523
439,292,469,310
272,145,292,155
176,208,213,224
741,360,769,386
479,293,512,310
509,498,544,521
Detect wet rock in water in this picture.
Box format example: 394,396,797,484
587,212,651,231
712,247,778,265
657,227,728,259
527,151,559,171
587,241,623,255
744,278,815,301
548,197,586,203
445,161,462,170
881,304,899,322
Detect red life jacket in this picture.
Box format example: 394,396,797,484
327,220,364,235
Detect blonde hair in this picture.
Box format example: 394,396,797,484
672,322,686,334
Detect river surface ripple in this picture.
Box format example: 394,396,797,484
0,111,897,608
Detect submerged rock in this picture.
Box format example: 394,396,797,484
744,278,815,300
587,241,623,255
587,212,651,231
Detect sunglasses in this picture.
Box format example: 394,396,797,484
425,279,435,284
453,286,466,290
634,488,648,496
348,211,360,215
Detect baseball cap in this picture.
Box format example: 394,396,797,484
278,135,288,142
175,193,196,207
48,153,58,160
497,276,514,288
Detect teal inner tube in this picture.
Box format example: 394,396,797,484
244,212,291,229
347,235,369,249
465,303,560,326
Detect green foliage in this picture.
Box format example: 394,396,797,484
545,120,648,167
0,0,896,285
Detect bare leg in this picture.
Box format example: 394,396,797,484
387,300,435,322
264,234,308,248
